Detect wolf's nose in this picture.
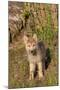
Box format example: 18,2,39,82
31,49,37,55
31,50,33,53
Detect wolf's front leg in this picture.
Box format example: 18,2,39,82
37,62,43,80
29,63,35,80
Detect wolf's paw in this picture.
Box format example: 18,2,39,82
39,74,44,80
29,77,34,80
29,75,34,80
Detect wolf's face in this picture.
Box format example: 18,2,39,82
23,34,38,55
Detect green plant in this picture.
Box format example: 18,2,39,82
24,11,30,20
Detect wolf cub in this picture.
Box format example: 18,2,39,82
23,33,46,80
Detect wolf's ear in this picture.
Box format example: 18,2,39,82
33,34,37,41
23,35,28,44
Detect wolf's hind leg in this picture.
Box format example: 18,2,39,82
29,63,35,80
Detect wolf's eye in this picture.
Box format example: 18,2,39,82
33,44,35,46
28,45,30,47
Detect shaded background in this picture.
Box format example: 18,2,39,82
8,1,58,88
